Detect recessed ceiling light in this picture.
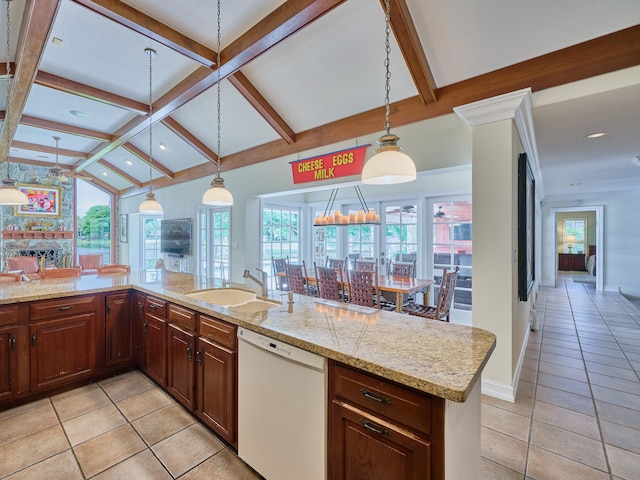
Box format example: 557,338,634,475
70,110,88,118
52,37,63,47
102,172,108,176
159,143,167,150
126,160,133,166
570,182,582,187
585,132,606,139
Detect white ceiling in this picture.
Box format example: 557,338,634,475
0,0,638,200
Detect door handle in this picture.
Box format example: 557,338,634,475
31,334,36,347
359,419,389,436
10,336,16,350
187,345,193,360
196,350,203,365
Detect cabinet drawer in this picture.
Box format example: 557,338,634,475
200,315,235,350
145,296,167,318
331,363,432,434
0,305,19,326
169,304,196,331
30,295,97,322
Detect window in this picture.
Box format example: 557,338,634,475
563,218,585,254
76,179,112,264
383,204,418,265
141,216,161,270
262,205,300,287
433,200,472,311
196,206,230,281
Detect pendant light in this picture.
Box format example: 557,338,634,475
202,0,233,206
361,0,416,185
0,0,28,205
138,47,163,213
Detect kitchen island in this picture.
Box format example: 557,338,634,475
0,271,495,479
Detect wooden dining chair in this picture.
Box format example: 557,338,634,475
272,256,289,290
78,253,103,274
354,258,377,272
40,267,82,279
347,268,379,308
286,262,309,295
0,272,22,283
7,256,39,279
314,263,344,301
326,257,346,272
403,267,459,322
97,264,131,275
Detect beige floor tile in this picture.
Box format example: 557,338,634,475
480,426,527,474
535,385,595,416
152,423,225,477
530,420,608,471
73,424,146,478
51,383,112,421
482,392,533,418
538,360,588,382
600,420,640,455
0,398,50,422
99,370,154,403
177,449,260,480
91,449,173,480
62,403,127,446
3,449,83,480
532,401,600,439
132,403,196,446
595,400,640,431
0,425,70,478
591,385,640,411
479,457,523,480
537,372,591,397
526,445,609,480
481,403,530,441
116,387,173,422
606,444,640,480
0,401,59,447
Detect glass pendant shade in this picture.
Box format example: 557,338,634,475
202,176,233,206
139,192,163,213
361,133,417,185
0,179,28,205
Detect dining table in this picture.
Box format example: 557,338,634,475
305,273,434,313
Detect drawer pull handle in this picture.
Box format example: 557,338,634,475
10,336,16,350
57,305,73,311
149,303,159,310
360,389,391,405
359,419,389,436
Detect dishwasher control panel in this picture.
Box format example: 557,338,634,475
238,327,325,370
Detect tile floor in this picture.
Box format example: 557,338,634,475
481,273,640,479
1,272,639,479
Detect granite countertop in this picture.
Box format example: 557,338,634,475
0,270,496,403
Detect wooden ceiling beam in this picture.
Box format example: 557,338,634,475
0,0,61,159
20,115,113,142
11,140,89,159
84,174,118,195
386,0,437,104
97,159,143,187
228,71,296,144
121,142,175,179
0,62,16,79
70,0,217,67
119,25,640,197
161,116,218,164
35,71,148,115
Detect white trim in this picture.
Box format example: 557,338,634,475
481,326,530,403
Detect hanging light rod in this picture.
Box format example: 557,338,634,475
361,0,416,185
139,47,163,213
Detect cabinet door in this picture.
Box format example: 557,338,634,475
0,325,19,402
144,314,167,386
133,293,146,368
167,323,195,409
30,313,96,392
105,293,134,368
330,401,431,480
196,336,237,446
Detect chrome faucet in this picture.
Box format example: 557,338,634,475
243,268,268,297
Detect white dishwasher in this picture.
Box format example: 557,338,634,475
237,327,326,480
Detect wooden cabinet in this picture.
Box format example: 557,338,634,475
133,292,146,368
104,292,134,368
558,253,586,271
0,305,26,402
29,296,98,393
144,296,168,386
167,303,197,409
328,361,444,480
196,315,237,447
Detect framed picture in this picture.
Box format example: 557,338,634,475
120,214,128,243
15,185,61,216
518,153,535,302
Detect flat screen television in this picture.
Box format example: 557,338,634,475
160,218,192,257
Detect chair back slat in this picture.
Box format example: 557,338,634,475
272,256,289,290
314,263,343,301
348,267,379,308
287,262,308,295
355,259,377,272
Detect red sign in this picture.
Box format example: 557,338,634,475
290,145,370,184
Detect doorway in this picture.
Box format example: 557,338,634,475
550,206,603,292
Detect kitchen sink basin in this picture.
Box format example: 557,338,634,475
185,288,256,306
229,299,281,313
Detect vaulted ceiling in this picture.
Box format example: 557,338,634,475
1,0,639,199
